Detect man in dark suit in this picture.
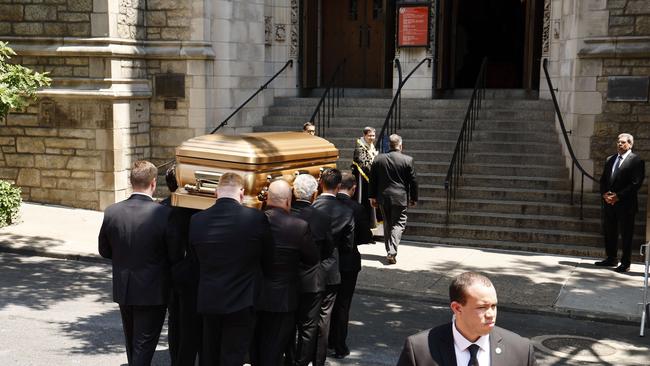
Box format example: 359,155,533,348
251,180,319,366
290,173,336,366
596,133,645,273
99,160,183,366
396,272,536,366
311,168,355,366
329,171,374,358
161,165,202,366
190,172,273,366
369,134,418,265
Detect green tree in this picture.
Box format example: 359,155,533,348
0,41,51,118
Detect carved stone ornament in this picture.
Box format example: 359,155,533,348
289,0,298,57
265,16,272,45
275,24,286,42
542,0,551,55
39,98,55,127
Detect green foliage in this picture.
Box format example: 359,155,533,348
0,180,21,227
0,41,51,117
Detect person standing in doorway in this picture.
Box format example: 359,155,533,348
595,133,645,273
369,134,418,265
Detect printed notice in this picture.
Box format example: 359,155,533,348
398,5,429,47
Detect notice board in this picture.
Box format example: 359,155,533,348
397,3,430,47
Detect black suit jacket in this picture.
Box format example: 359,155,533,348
369,150,418,206
396,323,536,366
190,198,273,314
260,207,319,312
312,194,356,285
99,194,183,306
336,193,373,272
291,200,336,292
161,197,200,291
599,152,645,212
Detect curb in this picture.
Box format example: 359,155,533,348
0,243,643,326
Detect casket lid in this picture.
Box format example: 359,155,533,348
176,132,339,165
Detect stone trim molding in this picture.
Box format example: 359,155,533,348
37,78,151,99
578,36,650,58
4,37,215,60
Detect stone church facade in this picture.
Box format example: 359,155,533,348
0,0,647,210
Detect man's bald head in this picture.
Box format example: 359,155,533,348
267,179,292,212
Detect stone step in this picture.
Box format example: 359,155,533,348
418,185,601,203
443,89,540,100
415,197,603,217
400,236,606,258
407,209,646,235
267,106,555,121
468,152,566,165
307,88,393,98
273,97,554,110
404,222,603,246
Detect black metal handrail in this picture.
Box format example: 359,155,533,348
211,59,293,134
542,58,597,219
375,57,431,152
444,57,488,214
157,59,294,170
309,58,346,137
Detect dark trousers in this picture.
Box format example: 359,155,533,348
603,203,636,265
293,291,324,366
119,304,167,366
315,285,338,366
168,288,202,366
380,204,408,256
329,270,359,354
201,307,256,366
251,311,296,366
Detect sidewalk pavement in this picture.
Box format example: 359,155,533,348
1,202,648,324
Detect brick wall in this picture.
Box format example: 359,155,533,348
0,0,92,37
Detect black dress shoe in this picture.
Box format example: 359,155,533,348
615,264,630,273
594,258,618,267
334,349,350,359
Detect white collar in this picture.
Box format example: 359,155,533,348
131,192,153,200
319,193,336,198
452,319,490,354
619,149,632,160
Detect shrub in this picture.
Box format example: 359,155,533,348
0,180,21,227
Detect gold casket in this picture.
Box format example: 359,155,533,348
172,131,339,209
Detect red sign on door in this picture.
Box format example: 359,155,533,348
397,5,430,47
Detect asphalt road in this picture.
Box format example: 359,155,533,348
0,253,648,365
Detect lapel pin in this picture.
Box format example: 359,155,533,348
495,347,502,354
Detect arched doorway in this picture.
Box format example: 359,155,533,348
437,0,544,92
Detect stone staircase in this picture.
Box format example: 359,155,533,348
255,91,647,257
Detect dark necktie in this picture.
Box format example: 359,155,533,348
467,344,480,366
611,155,623,179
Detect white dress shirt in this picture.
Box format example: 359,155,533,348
131,191,153,200
452,320,491,366
610,149,632,176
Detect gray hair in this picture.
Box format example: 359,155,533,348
618,133,634,146
389,134,402,150
363,126,376,135
293,174,318,201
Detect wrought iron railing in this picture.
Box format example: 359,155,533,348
375,57,431,152
444,57,488,215
309,58,346,137
157,59,294,170
542,58,597,219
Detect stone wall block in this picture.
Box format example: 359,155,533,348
607,0,626,9
636,16,650,35
0,5,24,22
68,22,91,36
42,170,71,178
68,0,93,12
625,1,650,15
35,155,69,169
609,25,635,35
25,128,58,137
146,11,166,26
44,23,67,36
609,15,635,26
41,177,57,188
16,168,40,187
45,138,87,149
148,0,183,10
59,12,90,22
0,22,11,34
150,128,195,147
4,154,34,167
66,156,102,170
13,22,43,35
58,128,95,139
0,168,18,180
0,137,15,146
57,178,95,190
7,114,38,127
24,5,58,21
16,137,45,153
